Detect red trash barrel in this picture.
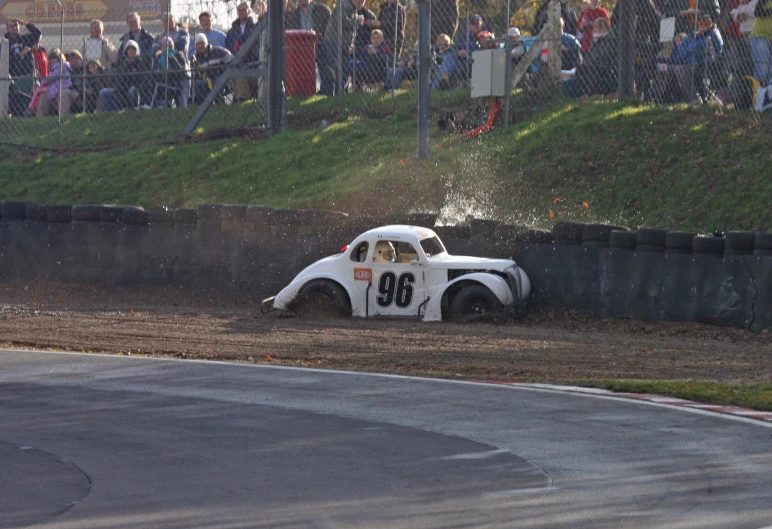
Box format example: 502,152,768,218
285,30,318,97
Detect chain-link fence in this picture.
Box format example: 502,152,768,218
1,0,770,149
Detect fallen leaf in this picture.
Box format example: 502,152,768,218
549,210,555,219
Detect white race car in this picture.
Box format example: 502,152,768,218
261,225,530,321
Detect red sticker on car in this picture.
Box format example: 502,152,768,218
354,268,372,281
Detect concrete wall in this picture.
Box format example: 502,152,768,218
1,201,770,331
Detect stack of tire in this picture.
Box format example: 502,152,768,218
552,222,772,257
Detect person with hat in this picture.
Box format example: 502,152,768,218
99,39,152,111
191,33,234,103
508,27,527,64
67,50,86,113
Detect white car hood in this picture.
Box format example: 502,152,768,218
427,254,516,270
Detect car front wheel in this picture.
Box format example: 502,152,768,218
295,279,352,317
449,285,502,317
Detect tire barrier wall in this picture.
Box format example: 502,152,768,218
1,201,770,331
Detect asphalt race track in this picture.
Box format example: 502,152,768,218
1,350,771,529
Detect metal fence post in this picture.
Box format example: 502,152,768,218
617,0,637,99
504,36,512,127
416,0,430,160
0,38,8,118
269,0,285,133
337,1,343,101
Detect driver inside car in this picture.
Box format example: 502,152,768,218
373,241,396,263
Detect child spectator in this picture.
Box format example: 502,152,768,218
346,28,393,86
508,27,527,65
576,17,617,95
99,39,152,111
68,50,86,112
152,36,187,107
32,41,48,78
576,0,610,52
33,48,78,117
84,60,111,112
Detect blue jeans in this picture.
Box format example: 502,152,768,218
99,86,139,111
385,66,406,89
179,77,190,108
432,53,460,90
318,40,341,96
750,36,772,83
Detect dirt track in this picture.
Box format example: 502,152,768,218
0,281,770,384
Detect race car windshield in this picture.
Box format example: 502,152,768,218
420,236,446,258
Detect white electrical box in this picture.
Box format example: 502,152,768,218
470,49,507,98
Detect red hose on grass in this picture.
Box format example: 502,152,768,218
461,98,502,139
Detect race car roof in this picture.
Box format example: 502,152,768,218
358,225,438,242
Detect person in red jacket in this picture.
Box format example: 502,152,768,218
32,41,49,78
577,0,610,52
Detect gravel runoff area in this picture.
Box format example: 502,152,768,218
1,281,770,386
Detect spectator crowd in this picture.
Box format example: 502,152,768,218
2,0,771,117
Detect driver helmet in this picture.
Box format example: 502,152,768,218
373,241,396,263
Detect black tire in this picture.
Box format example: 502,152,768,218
755,232,772,251
71,204,102,222
582,223,629,243
149,208,172,224
636,244,665,252
582,240,609,248
99,206,125,223
636,228,667,248
693,236,725,255
450,285,503,317
25,203,48,221
552,222,584,243
725,231,756,254
122,209,150,226
666,231,697,252
46,205,72,223
297,279,352,316
1,201,30,219
610,230,637,249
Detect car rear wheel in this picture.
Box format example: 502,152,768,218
295,280,352,317
450,285,502,317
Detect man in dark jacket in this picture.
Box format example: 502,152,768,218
320,0,360,95
4,18,42,115
118,12,155,56
226,2,261,101
286,0,331,35
431,0,459,41
533,0,578,36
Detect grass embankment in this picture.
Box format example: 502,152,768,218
1,92,771,410
2,91,771,230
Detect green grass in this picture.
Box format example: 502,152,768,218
579,379,772,411
2,92,770,231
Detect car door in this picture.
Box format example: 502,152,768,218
368,240,426,317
